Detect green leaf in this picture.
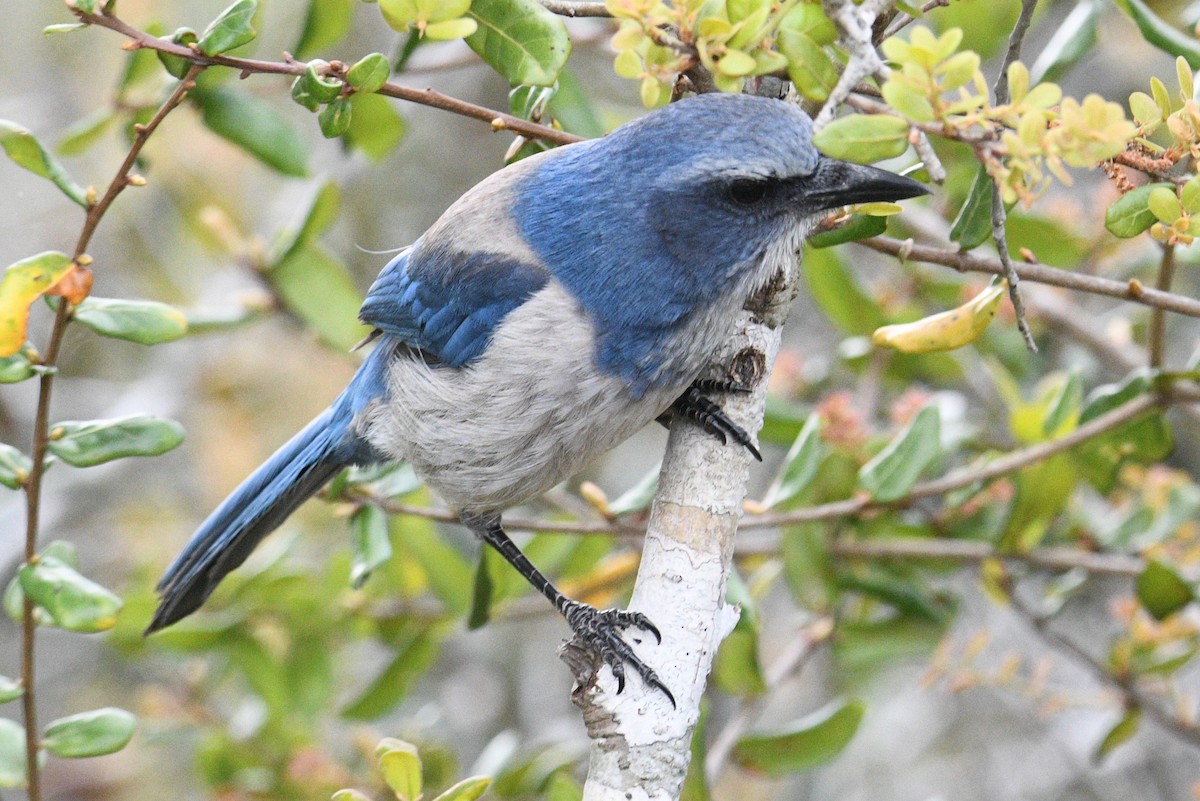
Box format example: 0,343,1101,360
812,114,909,164
1113,0,1200,69
0,675,22,703
19,556,123,632
342,622,442,718
802,246,887,335
0,121,88,207
350,504,392,588
1030,0,1100,83
73,297,188,345
192,84,308,176
1042,370,1082,438
319,98,353,138
858,404,941,502
713,620,767,696
1136,560,1195,620
347,53,390,94
777,29,838,102
47,415,185,467
0,443,31,489
761,414,824,509
43,708,136,758
468,549,494,629
57,109,117,156
547,68,604,138
732,699,864,775
157,28,199,79
295,0,355,58
432,776,492,801
949,165,994,249
44,22,89,34
344,93,407,160
466,0,572,86
0,345,37,384
266,241,369,349
1094,709,1141,762
197,0,258,56
377,738,422,801
807,214,887,248
0,718,26,788
332,790,373,801
1076,374,1172,492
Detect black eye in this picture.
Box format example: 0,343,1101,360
728,178,770,206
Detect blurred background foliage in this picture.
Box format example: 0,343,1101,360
3,0,1200,799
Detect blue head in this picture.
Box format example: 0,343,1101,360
513,93,926,395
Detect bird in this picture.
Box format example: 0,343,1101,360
147,91,927,703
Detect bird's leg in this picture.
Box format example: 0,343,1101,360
662,379,763,461
462,512,676,705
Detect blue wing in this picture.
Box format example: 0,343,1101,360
359,242,549,367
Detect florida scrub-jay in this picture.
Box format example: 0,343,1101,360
148,92,927,701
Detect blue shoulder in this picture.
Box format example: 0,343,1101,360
359,243,549,367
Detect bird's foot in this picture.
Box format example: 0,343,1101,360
561,601,675,706
671,382,762,461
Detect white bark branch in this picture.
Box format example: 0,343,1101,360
569,267,798,800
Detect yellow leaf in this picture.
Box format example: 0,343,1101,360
0,252,74,357
872,280,1007,354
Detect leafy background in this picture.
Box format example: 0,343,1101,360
2,0,1200,799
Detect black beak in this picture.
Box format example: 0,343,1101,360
800,156,930,214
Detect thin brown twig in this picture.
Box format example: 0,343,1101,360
989,0,1040,352
1007,591,1200,749
1148,244,1176,369
536,0,612,16
858,236,1200,319
18,63,204,801
73,8,584,147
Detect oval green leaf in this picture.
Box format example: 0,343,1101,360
345,93,407,161
47,415,185,468
0,121,87,207
43,707,136,758
1113,0,1200,69
808,214,887,248
350,504,392,589
73,297,188,346
432,777,493,801
319,97,353,138
1136,559,1195,620
465,0,572,87
761,414,824,508
858,403,941,502
346,53,390,94
197,0,258,56
949,165,994,249
0,718,26,788
1105,182,1174,238
812,114,910,164
19,556,123,632
192,84,308,177
377,738,422,801
732,699,865,775
0,675,22,704
0,443,31,489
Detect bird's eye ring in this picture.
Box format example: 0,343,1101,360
728,179,769,206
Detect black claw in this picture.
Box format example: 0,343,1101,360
693,378,752,395
670,384,762,461
562,603,675,703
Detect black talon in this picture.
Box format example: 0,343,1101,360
464,513,676,705
669,384,763,461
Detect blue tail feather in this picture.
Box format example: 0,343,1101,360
148,342,391,633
